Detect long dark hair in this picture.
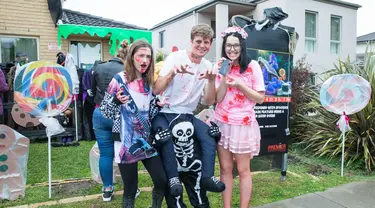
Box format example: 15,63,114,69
221,32,251,73
124,40,154,86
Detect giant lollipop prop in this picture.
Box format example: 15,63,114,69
14,61,73,198
320,74,371,176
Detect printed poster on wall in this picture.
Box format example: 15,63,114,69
245,26,295,155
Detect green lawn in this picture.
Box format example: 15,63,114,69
1,141,374,208
27,141,95,185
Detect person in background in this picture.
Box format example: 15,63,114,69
6,52,28,127
214,26,265,208
91,40,130,202
0,69,9,123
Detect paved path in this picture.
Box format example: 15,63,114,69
256,181,375,208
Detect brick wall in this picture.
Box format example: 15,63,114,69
0,0,113,62
0,0,67,61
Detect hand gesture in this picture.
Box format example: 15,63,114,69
116,88,129,104
226,75,244,88
173,64,194,75
199,68,217,81
156,96,170,108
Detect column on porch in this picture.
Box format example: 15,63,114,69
215,4,229,62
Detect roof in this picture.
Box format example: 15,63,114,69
315,0,361,9
357,32,375,43
62,9,147,30
150,0,256,30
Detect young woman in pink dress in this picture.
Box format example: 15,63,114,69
214,26,265,208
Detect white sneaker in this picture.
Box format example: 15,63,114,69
135,188,141,198
102,190,113,202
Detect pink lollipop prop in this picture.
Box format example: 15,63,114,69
320,74,371,176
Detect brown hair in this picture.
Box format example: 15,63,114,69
190,23,215,42
117,39,129,61
124,40,154,86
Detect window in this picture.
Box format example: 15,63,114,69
0,36,39,63
211,20,216,37
70,41,101,70
159,31,165,48
305,11,317,53
330,15,341,54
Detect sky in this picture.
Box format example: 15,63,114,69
63,0,374,37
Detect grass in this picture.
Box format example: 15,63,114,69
27,141,94,185
1,142,374,208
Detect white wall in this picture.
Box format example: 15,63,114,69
152,15,195,55
152,13,218,63
281,0,357,75
197,13,211,25
357,42,374,55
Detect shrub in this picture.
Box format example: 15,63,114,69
291,55,315,116
155,50,167,63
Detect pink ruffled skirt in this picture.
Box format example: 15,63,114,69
215,120,261,156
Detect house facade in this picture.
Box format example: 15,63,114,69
0,0,149,138
0,0,147,67
356,32,375,61
151,0,360,76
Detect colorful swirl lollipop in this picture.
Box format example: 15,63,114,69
13,61,73,117
320,74,371,115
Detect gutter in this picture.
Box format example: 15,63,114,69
314,0,361,10
357,40,375,44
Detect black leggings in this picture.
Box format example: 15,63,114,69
118,156,167,198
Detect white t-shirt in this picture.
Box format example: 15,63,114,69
158,50,212,114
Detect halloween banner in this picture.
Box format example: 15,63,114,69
245,25,295,155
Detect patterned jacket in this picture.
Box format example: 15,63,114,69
100,92,160,141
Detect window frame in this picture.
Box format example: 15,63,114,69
159,30,165,48
305,11,318,53
330,15,342,55
0,35,40,63
69,40,103,69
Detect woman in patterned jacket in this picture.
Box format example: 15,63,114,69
100,40,167,208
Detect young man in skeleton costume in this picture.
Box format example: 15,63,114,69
152,24,225,208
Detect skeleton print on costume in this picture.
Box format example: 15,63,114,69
171,120,195,167
169,117,204,206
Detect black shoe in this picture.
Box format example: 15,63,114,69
201,176,225,192
122,196,135,208
102,190,113,202
151,189,164,208
169,177,183,197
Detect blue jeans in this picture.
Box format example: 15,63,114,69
93,108,114,190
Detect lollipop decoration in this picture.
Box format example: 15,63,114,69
13,61,73,198
320,74,371,176
14,61,73,117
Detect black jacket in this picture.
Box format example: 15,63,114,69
92,58,124,105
